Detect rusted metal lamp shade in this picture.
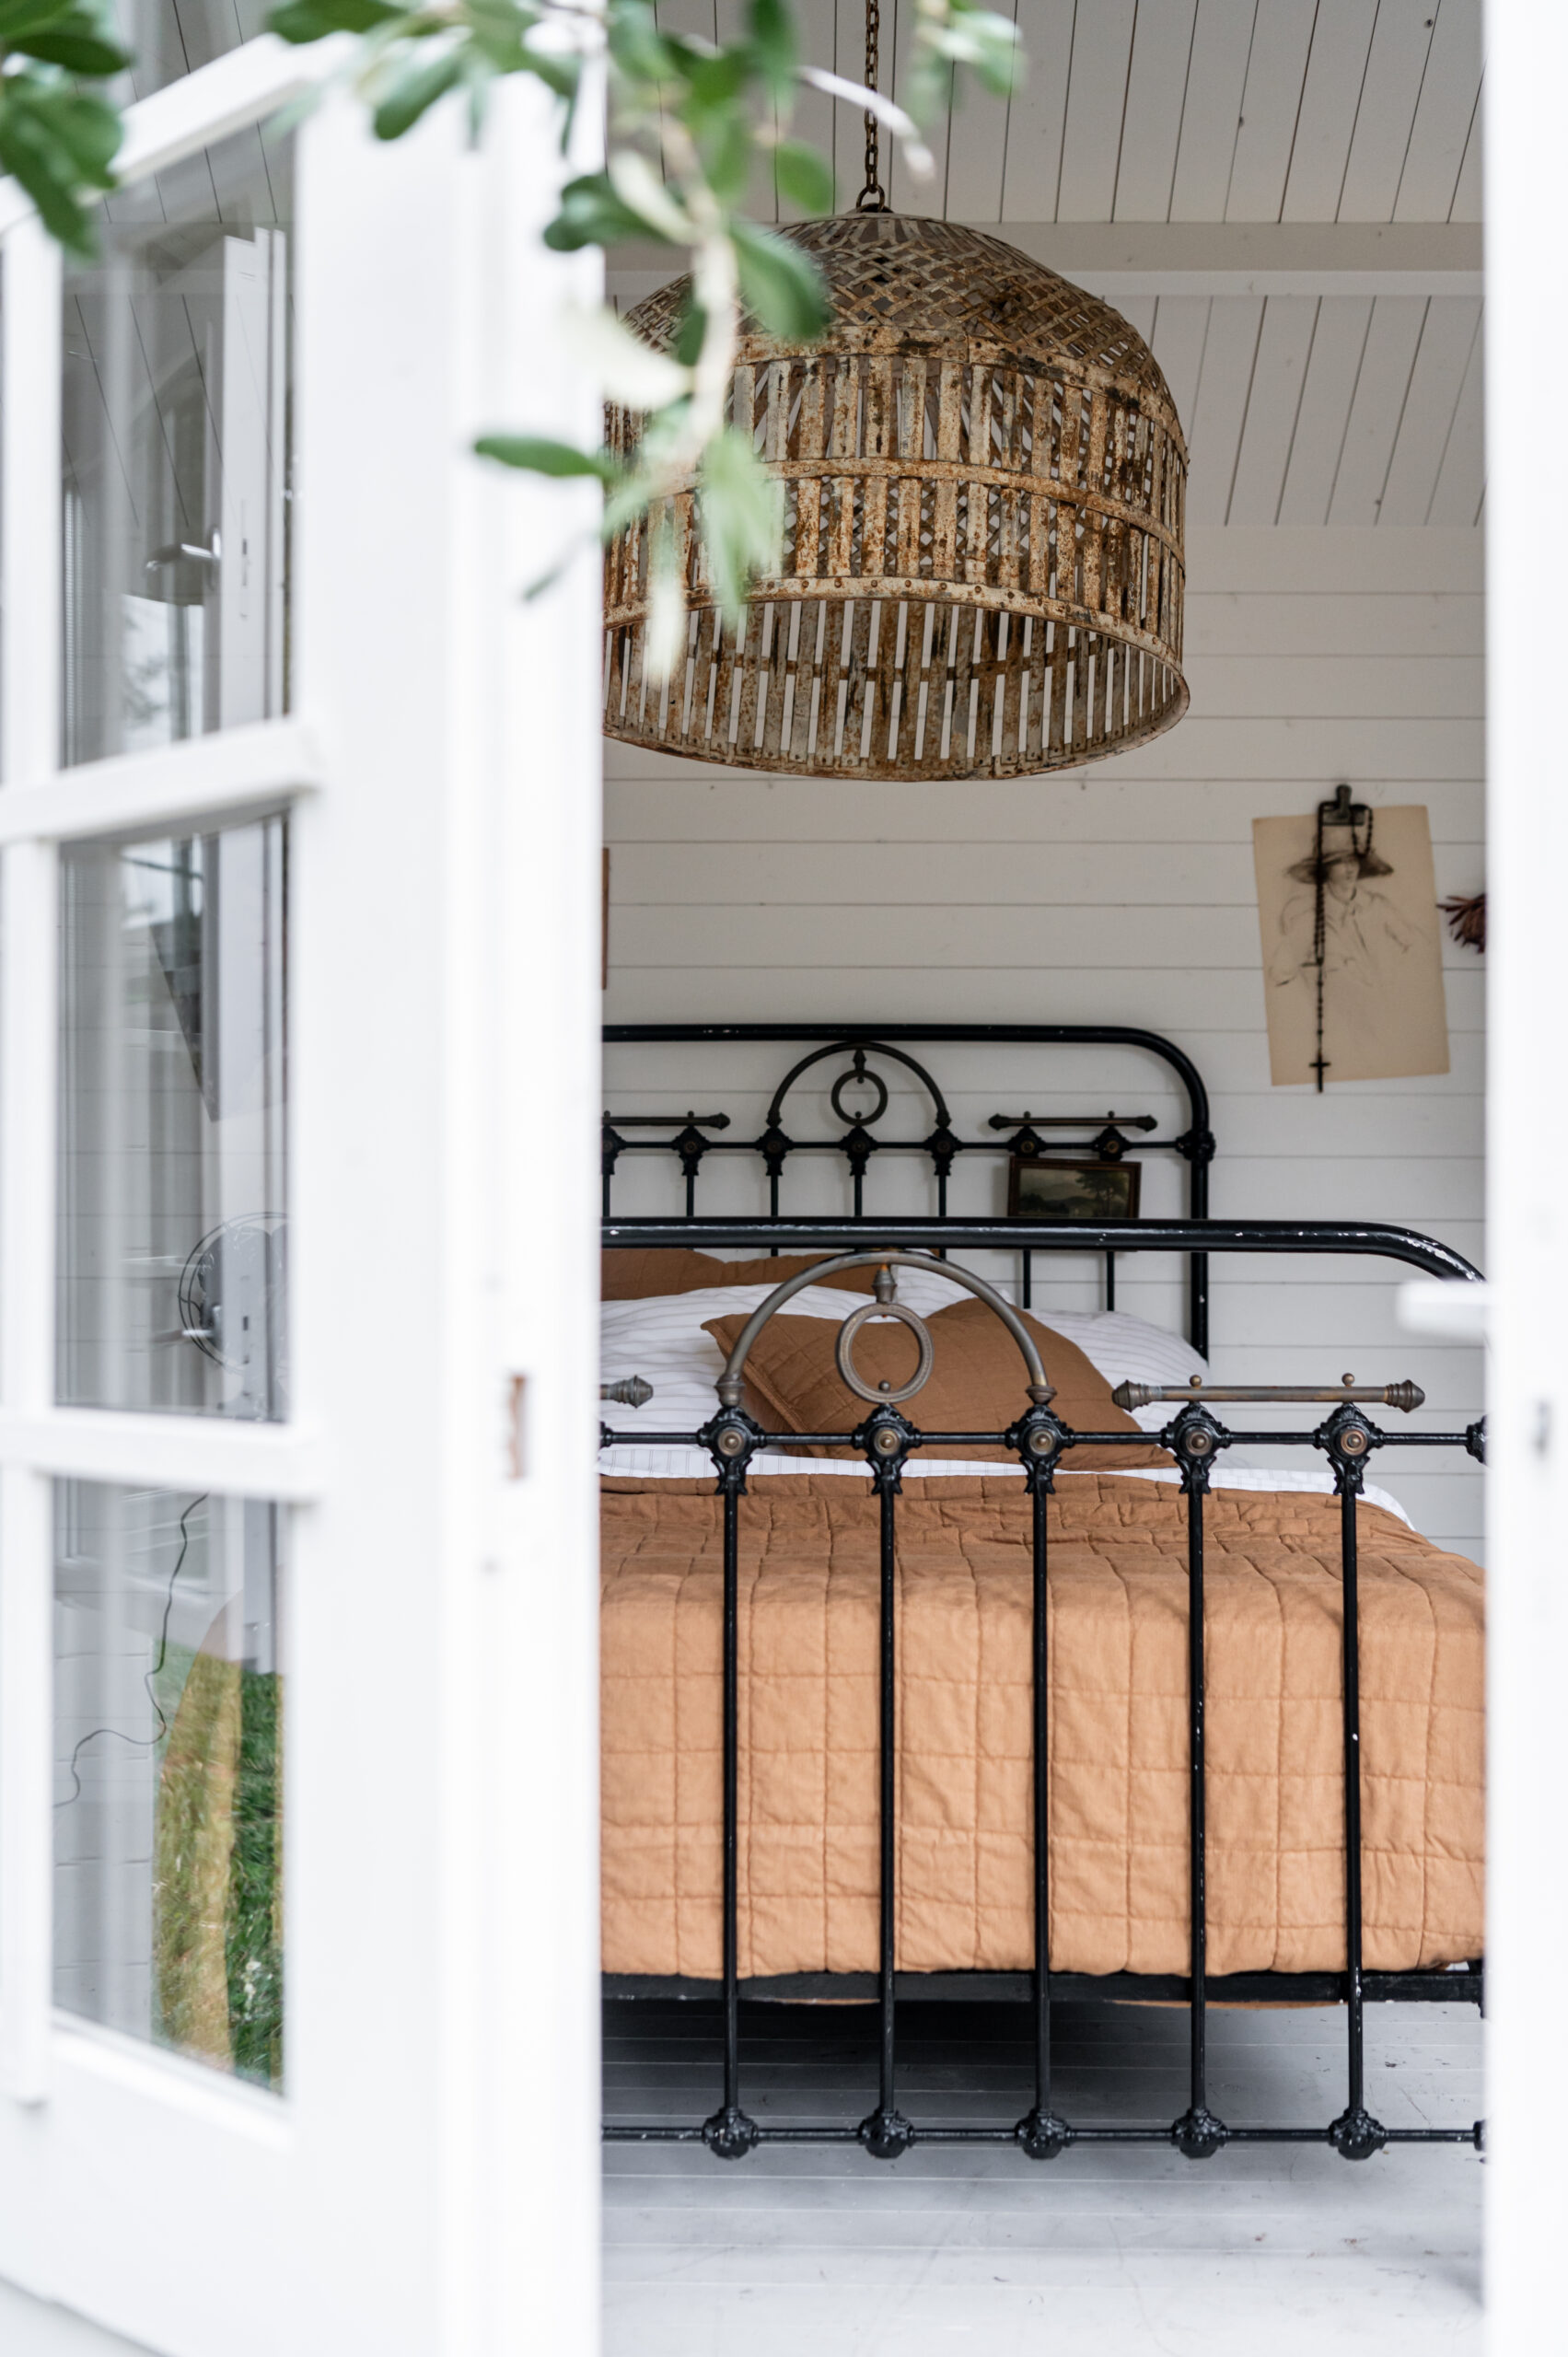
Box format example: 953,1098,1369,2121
602,212,1189,781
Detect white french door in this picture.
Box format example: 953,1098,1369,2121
0,38,603,2357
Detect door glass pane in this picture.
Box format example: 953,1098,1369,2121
53,1483,285,2091
110,0,269,102
62,125,293,767
59,814,288,1419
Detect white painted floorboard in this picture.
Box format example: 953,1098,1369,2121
603,1998,1483,2355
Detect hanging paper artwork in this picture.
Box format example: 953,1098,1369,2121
1252,792,1450,1089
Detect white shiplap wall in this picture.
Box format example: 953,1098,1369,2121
602,526,1485,1558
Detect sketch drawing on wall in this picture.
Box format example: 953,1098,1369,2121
1253,795,1450,1089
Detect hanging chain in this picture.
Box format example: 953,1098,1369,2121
1309,790,1376,1094
857,0,887,211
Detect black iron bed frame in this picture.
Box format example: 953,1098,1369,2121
600,1023,1486,2163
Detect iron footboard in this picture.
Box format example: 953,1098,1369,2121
600,1221,1485,2163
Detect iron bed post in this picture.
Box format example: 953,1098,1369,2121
1322,1403,1388,2161
698,1410,763,2159
1171,1406,1227,2158
1013,1400,1072,2160
858,1404,917,2159
1031,1480,1051,2114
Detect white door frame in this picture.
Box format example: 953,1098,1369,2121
0,46,603,2357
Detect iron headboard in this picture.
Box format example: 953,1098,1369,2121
602,1022,1483,1359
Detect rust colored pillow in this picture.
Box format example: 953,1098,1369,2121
703,1295,1170,1470
601,1248,874,1301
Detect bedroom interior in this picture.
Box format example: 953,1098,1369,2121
597,1,1486,2344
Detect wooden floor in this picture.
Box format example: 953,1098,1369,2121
603,1995,1483,2355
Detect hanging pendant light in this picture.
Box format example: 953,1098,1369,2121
603,13,1189,782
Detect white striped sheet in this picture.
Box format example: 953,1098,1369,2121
597,1442,1414,1527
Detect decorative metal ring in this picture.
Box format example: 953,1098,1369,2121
834,1300,935,1404
830,1062,889,1127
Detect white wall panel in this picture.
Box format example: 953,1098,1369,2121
603,528,1485,1555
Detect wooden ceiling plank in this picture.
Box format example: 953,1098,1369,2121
1149,294,1212,422
1281,0,1378,222
1325,291,1427,521
1169,0,1259,221
1226,294,1319,523
945,0,1019,218
1057,0,1137,222
887,0,936,214
1394,0,1482,220
1184,293,1264,522
1424,306,1484,526
1337,0,1440,220
1113,0,1200,221
1224,0,1319,223
1378,295,1481,522
1447,81,1482,222
779,0,837,220
1276,293,1373,520
999,0,1078,219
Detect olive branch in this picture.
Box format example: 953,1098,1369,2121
2,0,1021,675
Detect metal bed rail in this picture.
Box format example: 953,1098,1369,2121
599,1231,1486,2163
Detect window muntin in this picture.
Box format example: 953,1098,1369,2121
58,813,288,1419
53,1481,285,2091
63,125,293,767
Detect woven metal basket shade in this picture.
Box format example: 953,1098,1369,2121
603,211,1189,781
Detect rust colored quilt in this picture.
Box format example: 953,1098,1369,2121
600,1473,1483,1980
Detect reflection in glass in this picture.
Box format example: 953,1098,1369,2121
110,0,270,101
59,815,287,1419
63,126,292,766
53,1484,285,2090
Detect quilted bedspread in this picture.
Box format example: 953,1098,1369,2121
599,1473,1483,1980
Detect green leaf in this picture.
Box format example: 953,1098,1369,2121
372,47,463,138
731,219,829,342
746,0,794,95
268,0,403,38
545,168,673,252
698,106,750,205
673,294,706,367
0,79,115,253
14,28,126,70
698,425,782,622
475,434,621,483
606,0,676,86
682,45,749,109
772,138,832,216
0,0,131,75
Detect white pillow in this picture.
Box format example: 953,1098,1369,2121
599,1282,871,1438
1029,1308,1209,1431
599,1277,1207,1441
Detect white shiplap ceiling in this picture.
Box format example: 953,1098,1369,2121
630,0,1485,524
772,0,1482,227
